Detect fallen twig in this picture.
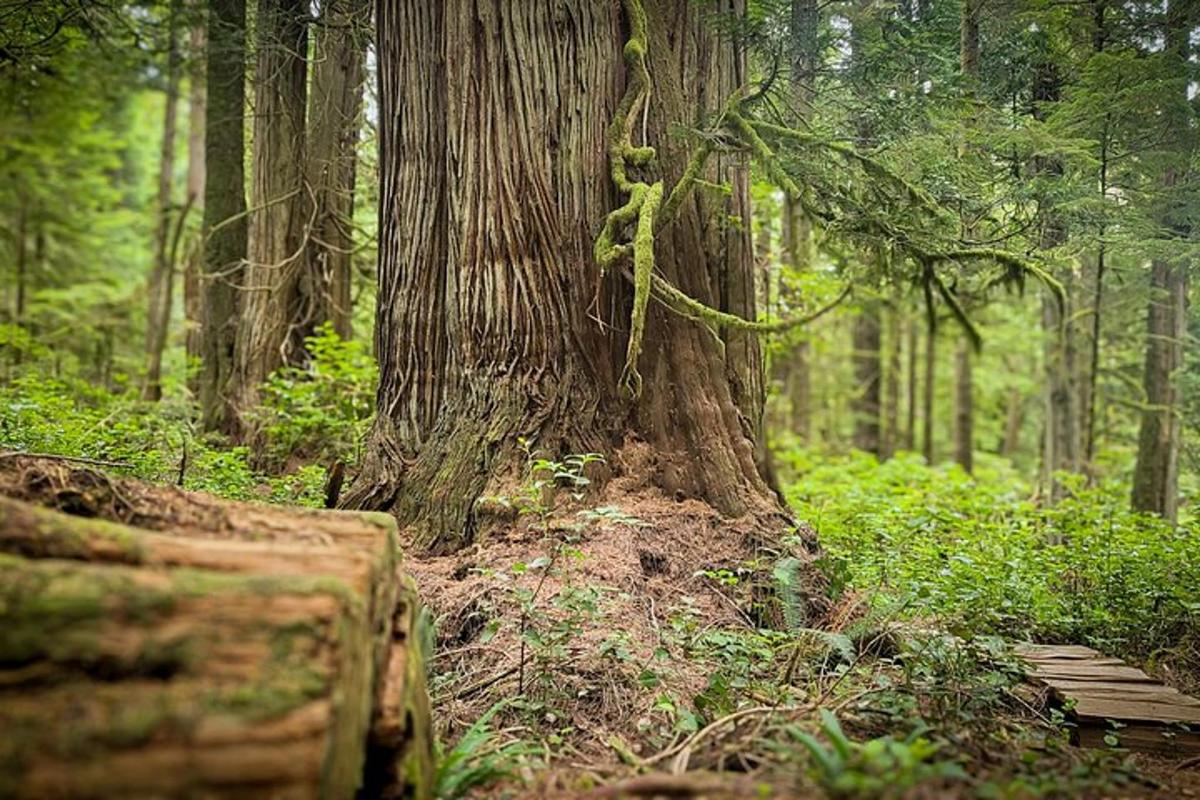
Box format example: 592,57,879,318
0,451,132,470
574,772,764,798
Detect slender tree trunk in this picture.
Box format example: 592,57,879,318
851,307,882,456
304,0,369,341
923,317,935,463
1132,259,1187,522
1084,219,1106,466
959,0,980,81
1030,51,1077,497
953,0,980,474
1001,386,1023,457
143,0,183,402
229,0,309,430
883,303,901,459
1084,6,1109,465
779,0,818,444
1042,286,1079,493
954,340,973,473
905,315,917,451
199,0,248,432
14,201,27,327
1132,0,1189,520
184,13,207,395
344,0,787,556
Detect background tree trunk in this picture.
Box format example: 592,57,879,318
851,306,882,455
143,0,183,402
1130,0,1189,523
923,317,935,463
1001,385,1024,457
954,340,973,473
779,0,818,444
953,0,980,474
883,303,901,459
343,0,784,555
199,0,248,432
905,316,917,451
1083,1,1109,467
14,201,27,328
230,0,310,430
1032,53,1077,498
303,0,369,341
184,12,207,396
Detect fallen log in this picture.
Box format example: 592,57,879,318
0,457,433,799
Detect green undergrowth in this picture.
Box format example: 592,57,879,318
0,323,375,507
777,443,1200,676
427,449,1167,799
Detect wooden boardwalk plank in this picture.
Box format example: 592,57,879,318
1017,642,1200,758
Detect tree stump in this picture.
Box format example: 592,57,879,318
0,456,433,799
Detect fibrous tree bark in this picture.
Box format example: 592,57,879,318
344,0,786,556
303,0,369,341
199,0,248,432
230,0,310,429
143,0,183,402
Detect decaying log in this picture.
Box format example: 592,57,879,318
0,458,432,799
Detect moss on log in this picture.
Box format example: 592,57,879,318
0,462,432,800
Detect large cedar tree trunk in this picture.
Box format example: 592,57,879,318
199,0,248,432
230,0,310,426
344,0,783,555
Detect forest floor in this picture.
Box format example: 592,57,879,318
2,446,1197,798
408,448,1200,798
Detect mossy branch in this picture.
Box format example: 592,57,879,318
750,120,945,217
930,272,982,351
648,275,852,334
595,0,660,398
620,181,663,398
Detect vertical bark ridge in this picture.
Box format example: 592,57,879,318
345,0,782,552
